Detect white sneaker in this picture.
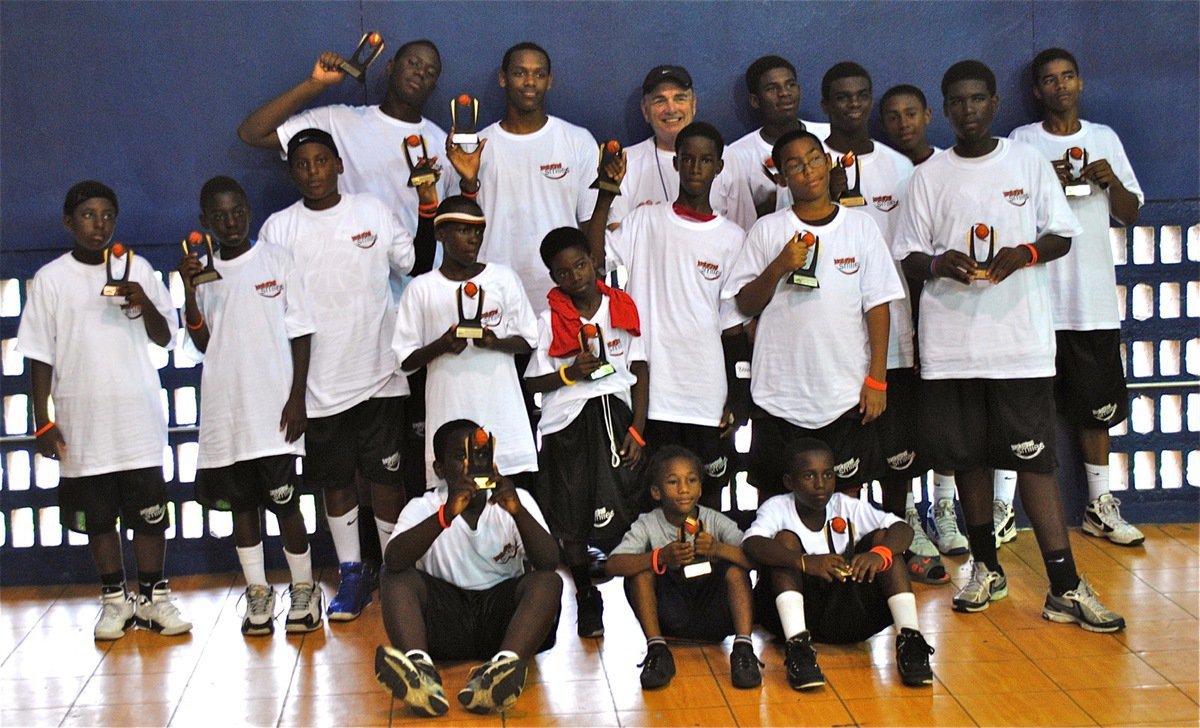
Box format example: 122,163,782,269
993,499,1016,547
134,581,193,636
241,584,276,636
285,582,324,633
927,499,969,555
1082,494,1145,546
94,589,135,641
952,560,1008,613
904,507,940,558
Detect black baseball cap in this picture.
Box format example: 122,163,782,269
286,128,340,160
642,65,693,95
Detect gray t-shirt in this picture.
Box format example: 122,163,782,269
611,505,744,556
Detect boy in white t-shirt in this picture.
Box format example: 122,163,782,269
1009,47,1146,547
588,122,751,512
879,85,941,167
727,129,903,501
893,60,1124,632
743,438,934,690
392,197,539,487
459,42,598,315
524,227,649,638
18,181,191,641
257,128,422,622
728,55,830,227
179,176,321,636
374,419,562,717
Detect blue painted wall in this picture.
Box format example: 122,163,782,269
1,0,1196,253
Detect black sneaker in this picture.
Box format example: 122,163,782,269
457,654,528,714
895,628,935,687
576,587,604,638
729,641,763,689
639,642,676,689
374,646,449,717
784,631,825,690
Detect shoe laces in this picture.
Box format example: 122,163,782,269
785,634,817,663
932,500,958,529
99,592,129,618
906,509,936,549
731,644,763,671
239,586,279,619
1095,495,1125,521
288,583,314,612
1065,578,1119,619
638,644,670,670
967,560,997,588
897,630,934,661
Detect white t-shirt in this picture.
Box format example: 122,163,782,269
725,207,904,429
277,105,457,237
610,505,744,554
16,253,175,478
892,139,1083,380
392,264,539,481
258,193,415,415
192,243,316,468
606,204,746,427
727,120,832,229
1009,120,1143,331
391,484,550,591
606,137,752,230
525,295,648,436
745,492,900,555
476,116,599,314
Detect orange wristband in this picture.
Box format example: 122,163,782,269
186,315,205,331
627,426,646,447
864,375,887,392
1019,243,1039,266
34,421,57,438
869,545,894,571
437,504,451,529
652,547,667,575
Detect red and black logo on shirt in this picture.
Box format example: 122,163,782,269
351,230,378,248
254,279,283,298
540,163,569,180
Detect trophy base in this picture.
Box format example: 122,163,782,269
451,133,480,146
472,475,495,490
1064,183,1092,197
589,179,622,195
338,62,366,82
455,325,485,339
407,171,438,188
683,561,713,579
191,270,222,286
588,363,616,380
100,284,122,297
968,268,991,281
838,194,866,207
789,272,819,288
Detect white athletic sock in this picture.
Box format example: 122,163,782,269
933,473,957,503
1084,463,1110,502
284,546,312,586
887,592,920,632
994,470,1018,504
236,542,267,587
326,507,362,564
375,517,395,555
905,490,917,512
775,591,807,639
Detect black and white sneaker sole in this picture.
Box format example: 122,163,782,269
374,646,449,716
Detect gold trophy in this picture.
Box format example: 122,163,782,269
403,135,439,188
450,94,480,145
339,32,385,82
578,323,616,380
455,281,485,339
589,140,623,195
680,515,712,578
101,243,133,297
836,151,865,207
1062,146,1092,197
968,223,996,281
465,427,496,489
181,232,222,286
788,230,820,289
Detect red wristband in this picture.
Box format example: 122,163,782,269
869,545,893,571
864,375,887,392
437,504,451,529
652,547,667,575
34,421,57,438
627,426,646,447
186,315,205,331
1019,243,1039,266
